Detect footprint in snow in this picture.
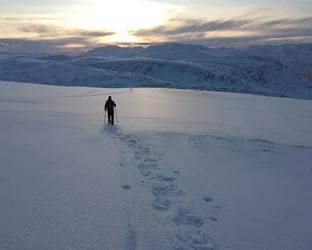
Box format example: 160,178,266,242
122,185,132,190
119,135,130,142
203,197,213,203
152,184,183,197
174,229,219,250
152,197,173,212
127,139,137,149
173,208,204,227
134,147,151,159
156,174,176,182
140,169,153,177
134,151,144,160
209,217,218,222
144,158,157,163
138,163,159,170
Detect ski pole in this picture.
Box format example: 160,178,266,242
104,110,106,124
115,107,118,123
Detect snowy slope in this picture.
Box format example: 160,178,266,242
1,80,312,250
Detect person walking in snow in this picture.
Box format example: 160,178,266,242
104,96,116,124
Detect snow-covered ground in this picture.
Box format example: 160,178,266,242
1,81,312,250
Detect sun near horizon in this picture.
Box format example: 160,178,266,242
0,0,311,51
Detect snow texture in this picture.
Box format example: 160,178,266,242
1,81,312,250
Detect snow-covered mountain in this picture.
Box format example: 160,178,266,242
140,43,217,60
243,43,312,59
0,56,173,88
81,43,244,61
76,44,312,99
0,43,311,99
83,45,145,57
242,43,312,80
86,56,312,98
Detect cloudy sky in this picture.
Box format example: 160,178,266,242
0,0,312,52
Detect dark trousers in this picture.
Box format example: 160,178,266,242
108,112,114,123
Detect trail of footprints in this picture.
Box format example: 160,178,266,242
111,130,219,250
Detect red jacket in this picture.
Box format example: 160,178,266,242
105,99,116,112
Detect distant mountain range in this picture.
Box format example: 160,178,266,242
83,45,145,57
242,43,312,80
79,43,312,80
0,42,311,99
243,43,312,59
81,43,244,60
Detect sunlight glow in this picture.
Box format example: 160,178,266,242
64,0,173,42
1,0,311,47
56,43,86,48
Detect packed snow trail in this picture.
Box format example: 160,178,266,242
103,124,219,249
1,81,312,250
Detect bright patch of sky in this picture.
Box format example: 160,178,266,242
0,0,311,48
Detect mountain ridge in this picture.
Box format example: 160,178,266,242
1,42,312,99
